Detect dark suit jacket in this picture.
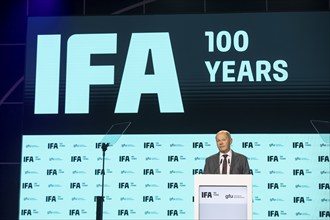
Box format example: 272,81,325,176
203,150,250,174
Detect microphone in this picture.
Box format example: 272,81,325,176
228,158,231,174
212,159,222,174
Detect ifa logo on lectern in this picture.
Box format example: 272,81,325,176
201,192,212,198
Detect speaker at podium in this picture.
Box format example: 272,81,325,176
194,174,252,220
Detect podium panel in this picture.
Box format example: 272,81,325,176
194,175,252,220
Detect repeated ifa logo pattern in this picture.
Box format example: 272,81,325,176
20,134,330,219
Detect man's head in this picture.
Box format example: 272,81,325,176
215,130,232,153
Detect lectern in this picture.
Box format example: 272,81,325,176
194,175,252,220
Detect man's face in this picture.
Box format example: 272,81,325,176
216,132,232,153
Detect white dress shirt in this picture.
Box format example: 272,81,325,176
219,150,232,174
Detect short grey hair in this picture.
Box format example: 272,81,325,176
215,130,232,139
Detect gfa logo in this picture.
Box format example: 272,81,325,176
34,33,184,114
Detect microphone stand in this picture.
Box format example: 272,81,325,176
94,121,131,220
96,142,109,220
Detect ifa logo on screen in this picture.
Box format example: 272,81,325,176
34,33,184,114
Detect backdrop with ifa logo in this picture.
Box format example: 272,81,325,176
20,12,330,219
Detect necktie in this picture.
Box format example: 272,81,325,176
222,154,228,174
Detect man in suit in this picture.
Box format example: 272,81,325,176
204,130,250,174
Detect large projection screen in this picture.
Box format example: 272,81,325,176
20,12,330,219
